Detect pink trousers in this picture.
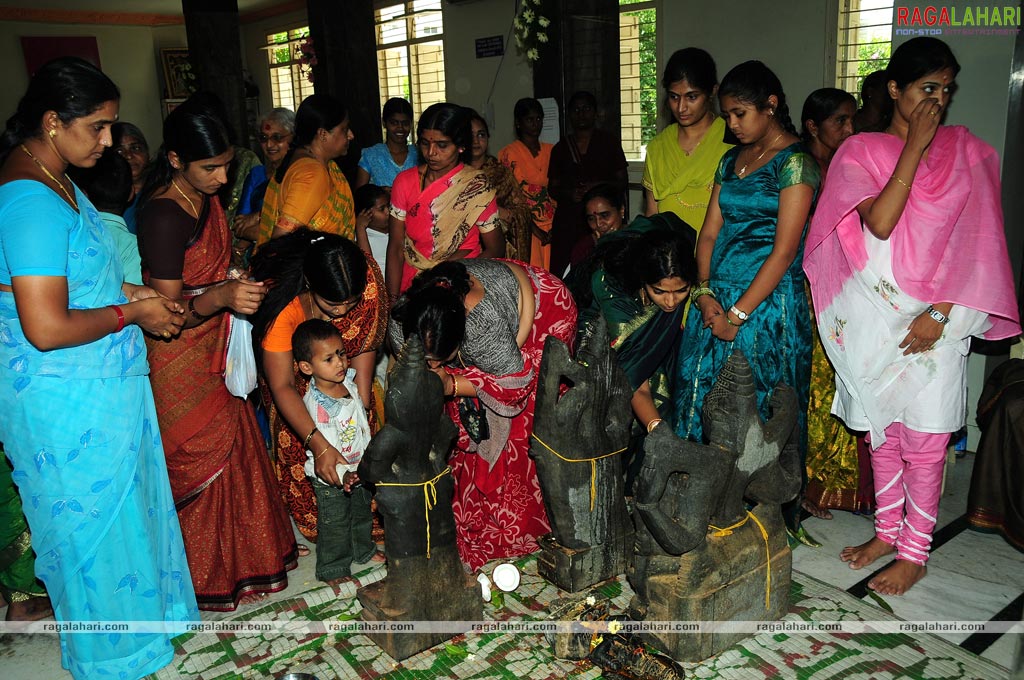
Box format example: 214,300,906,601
868,423,949,565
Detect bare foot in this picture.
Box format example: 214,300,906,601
296,543,311,557
369,551,387,563
6,596,53,621
840,537,895,570
802,498,833,520
868,560,927,595
237,592,269,606
324,577,347,586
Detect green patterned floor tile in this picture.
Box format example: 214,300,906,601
151,557,1008,680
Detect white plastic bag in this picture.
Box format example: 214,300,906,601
224,313,257,398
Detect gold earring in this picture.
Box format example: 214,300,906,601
48,129,56,138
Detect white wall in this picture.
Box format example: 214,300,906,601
660,0,832,131
0,20,185,150
442,0,534,151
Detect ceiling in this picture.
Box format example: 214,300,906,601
0,0,284,15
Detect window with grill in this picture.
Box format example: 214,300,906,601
835,0,893,95
375,1,446,122
619,0,658,161
265,26,315,110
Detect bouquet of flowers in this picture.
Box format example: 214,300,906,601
171,60,198,95
297,36,317,84
513,0,552,62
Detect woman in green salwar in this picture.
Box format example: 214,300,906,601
800,88,873,518
573,213,698,491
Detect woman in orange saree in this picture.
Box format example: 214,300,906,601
251,230,389,543
499,98,556,271
256,94,357,250
139,100,297,611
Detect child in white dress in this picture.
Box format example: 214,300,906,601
293,319,381,582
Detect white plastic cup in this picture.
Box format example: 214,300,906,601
491,563,521,592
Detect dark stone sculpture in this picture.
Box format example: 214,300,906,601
356,336,482,661
629,351,801,662
530,319,635,592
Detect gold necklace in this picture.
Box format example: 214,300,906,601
20,144,77,209
171,178,199,218
736,131,785,178
678,113,713,156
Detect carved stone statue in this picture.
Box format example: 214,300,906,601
530,319,635,592
629,351,801,662
356,336,482,661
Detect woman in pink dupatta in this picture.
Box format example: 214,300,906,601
803,38,1020,596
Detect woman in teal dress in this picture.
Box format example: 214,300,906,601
574,210,698,491
0,58,196,679
675,61,820,545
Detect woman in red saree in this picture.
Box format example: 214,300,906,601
391,259,577,570
250,230,389,542
139,100,297,611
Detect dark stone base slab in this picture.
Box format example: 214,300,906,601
536,531,634,593
631,514,792,662
356,551,482,661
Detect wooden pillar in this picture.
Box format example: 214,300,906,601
533,0,620,137
181,0,248,146
307,0,381,180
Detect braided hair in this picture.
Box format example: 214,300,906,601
719,60,797,135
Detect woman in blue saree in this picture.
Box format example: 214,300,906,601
0,58,197,679
675,61,820,547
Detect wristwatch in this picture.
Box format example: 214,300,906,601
926,305,950,325
729,305,749,322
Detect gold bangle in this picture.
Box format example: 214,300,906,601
450,374,458,397
891,174,912,190
303,426,319,449
315,445,332,460
646,418,663,434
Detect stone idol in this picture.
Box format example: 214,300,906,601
356,336,481,660
531,319,635,592
630,351,800,661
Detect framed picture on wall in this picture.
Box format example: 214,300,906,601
161,48,194,99
162,98,186,119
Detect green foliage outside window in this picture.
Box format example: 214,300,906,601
854,41,891,92
635,8,657,146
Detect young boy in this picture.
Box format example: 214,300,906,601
67,149,142,284
292,319,381,583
